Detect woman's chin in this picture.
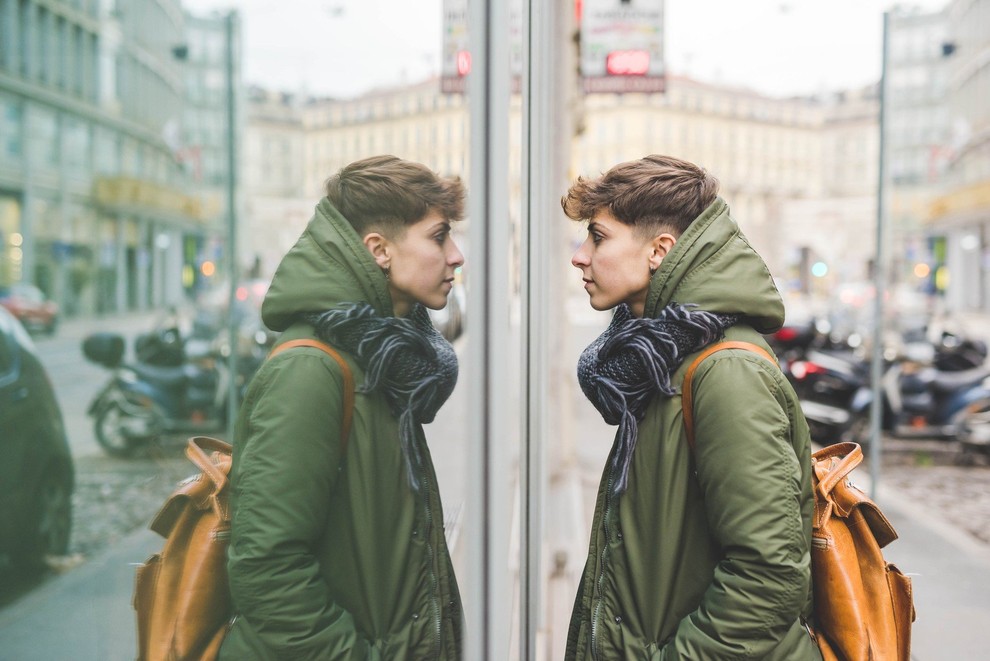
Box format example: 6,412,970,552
421,296,448,311
588,295,613,312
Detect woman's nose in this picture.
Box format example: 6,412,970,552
449,243,465,267
572,245,589,268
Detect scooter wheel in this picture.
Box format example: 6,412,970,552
94,403,140,458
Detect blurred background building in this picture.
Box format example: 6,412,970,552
240,74,879,297
0,0,237,318
887,4,952,296
242,85,308,278
2,0,987,323
922,0,990,313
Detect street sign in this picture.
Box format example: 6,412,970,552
581,0,665,94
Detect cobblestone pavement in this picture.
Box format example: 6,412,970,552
880,441,990,547
68,442,193,558
0,440,193,609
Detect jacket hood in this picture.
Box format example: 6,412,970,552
643,197,784,333
262,198,393,331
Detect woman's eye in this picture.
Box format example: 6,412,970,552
591,232,603,245
434,233,448,245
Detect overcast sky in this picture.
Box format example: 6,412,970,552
183,0,950,99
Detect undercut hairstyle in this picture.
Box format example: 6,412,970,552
561,154,719,238
325,155,466,237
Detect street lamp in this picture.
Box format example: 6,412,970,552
869,11,890,498
222,11,239,437
172,11,240,435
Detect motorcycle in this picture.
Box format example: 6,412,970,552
775,323,990,453
767,315,871,444
784,348,872,445
869,344,990,460
82,318,268,457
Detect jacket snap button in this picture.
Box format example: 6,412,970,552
614,615,622,624
412,613,420,620
616,531,623,540
412,530,419,537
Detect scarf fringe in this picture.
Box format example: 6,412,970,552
578,303,738,498
306,302,457,492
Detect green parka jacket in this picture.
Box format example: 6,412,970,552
219,199,463,661
566,198,823,661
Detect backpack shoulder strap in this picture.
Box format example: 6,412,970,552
267,339,355,457
681,340,777,453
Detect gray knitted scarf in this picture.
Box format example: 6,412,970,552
305,302,458,491
578,303,738,497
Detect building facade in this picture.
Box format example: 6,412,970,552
0,0,234,317
885,5,953,300
925,0,990,312
246,75,877,294
242,86,309,278
576,77,829,282
178,9,240,293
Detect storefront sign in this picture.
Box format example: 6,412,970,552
581,0,666,94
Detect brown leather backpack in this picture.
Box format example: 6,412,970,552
683,341,915,661
133,339,353,661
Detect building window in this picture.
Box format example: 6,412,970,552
0,95,22,160
64,117,90,172
29,105,58,168
94,128,118,175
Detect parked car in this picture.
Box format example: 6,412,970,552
0,282,59,335
0,306,73,567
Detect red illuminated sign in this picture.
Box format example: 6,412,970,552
457,50,471,76
606,50,650,76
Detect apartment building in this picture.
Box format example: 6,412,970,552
245,74,878,291
0,1,236,316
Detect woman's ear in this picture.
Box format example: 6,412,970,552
649,232,677,271
363,232,390,268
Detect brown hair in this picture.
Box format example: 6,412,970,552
325,155,466,236
561,154,719,238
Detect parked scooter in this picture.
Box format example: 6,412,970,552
82,318,267,457
773,319,990,452
790,340,990,457
784,348,872,444
871,342,990,434
767,315,871,444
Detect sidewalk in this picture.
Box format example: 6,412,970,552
0,530,159,661
874,478,990,661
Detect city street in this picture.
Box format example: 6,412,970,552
2,0,989,658
31,310,181,458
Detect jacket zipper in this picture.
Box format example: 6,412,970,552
590,464,616,660
418,447,443,659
